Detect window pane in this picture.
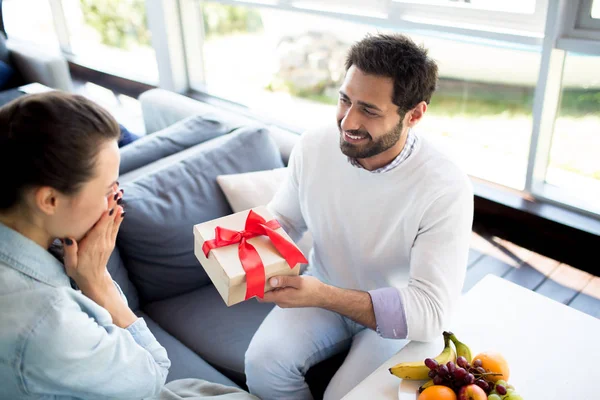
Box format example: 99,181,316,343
292,0,388,18
419,40,539,190
393,0,537,14
2,0,60,48
199,2,539,189
545,53,600,208
61,0,158,84
593,0,600,19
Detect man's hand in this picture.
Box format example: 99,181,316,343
261,275,377,330
261,275,327,308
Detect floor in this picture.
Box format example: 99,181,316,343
467,228,600,319
74,78,600,320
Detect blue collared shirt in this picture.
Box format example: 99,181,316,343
0,222,170,399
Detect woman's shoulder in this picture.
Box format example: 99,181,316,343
0,274,112,352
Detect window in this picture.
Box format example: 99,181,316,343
196,2,540,189
544,52,600,212
197,2,371,130
418,38,540,189
394,0,538,14
593,0,600,18
2,0,60,48
60,0,158,84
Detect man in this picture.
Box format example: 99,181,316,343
245,33,473,400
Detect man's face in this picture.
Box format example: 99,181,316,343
336,65,404,159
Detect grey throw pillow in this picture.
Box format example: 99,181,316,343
119,112,252,175
117,126,285,304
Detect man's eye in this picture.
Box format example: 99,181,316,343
363,108,377,116
340,97,349,104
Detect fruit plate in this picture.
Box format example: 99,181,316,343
398,379,427,400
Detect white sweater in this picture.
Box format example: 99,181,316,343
268,121,474,341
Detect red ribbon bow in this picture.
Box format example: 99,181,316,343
202,210,308,300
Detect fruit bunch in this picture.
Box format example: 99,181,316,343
389,331,525,400
424,357,523,400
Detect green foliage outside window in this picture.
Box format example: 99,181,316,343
80,0,151,49
202,3,263,37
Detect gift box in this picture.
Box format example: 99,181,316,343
193,206,308,306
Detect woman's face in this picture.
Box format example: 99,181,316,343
50,140,121,241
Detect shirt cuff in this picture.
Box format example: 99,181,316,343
125,318,155,348
368,287,408,339
113,280,129,306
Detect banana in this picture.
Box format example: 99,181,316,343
418,379,435,393
447,331,472,363
389,333,456,380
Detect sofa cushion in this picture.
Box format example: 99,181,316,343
107,247,140,311
139,311,239,387
117,126,285,304
138,88,254,134
266,125,300,165
216,168,313,257
216,168,288,212
143,285,274,386
119,113,250,175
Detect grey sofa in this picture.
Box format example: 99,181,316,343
109,89,344,398
1,36,74,92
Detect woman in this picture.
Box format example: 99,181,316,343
0,92,257,400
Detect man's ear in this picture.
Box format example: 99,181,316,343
404,101,428,127
34,186,59,216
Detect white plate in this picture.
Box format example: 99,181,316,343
398,379,427,400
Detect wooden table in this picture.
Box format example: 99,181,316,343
343,274,600,399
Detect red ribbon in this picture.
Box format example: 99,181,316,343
202,210,307,300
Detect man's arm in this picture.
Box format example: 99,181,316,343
267,139,308,243
262,275,376,330
264,180,473,342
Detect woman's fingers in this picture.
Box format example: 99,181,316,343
62,237,79,277
110,205,125,241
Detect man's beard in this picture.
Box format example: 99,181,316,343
338,120,403,159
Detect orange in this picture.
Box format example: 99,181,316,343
472,351,510,382
417,385,457,400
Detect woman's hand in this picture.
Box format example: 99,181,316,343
63,186,124,289
62,186,135,327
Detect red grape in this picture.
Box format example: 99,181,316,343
457,356,469,368
496,385,507,395
424,358,439,370
454,368,467,380
475,379,489,391
446,361,456,373
438,365,449,377
464,373,475,384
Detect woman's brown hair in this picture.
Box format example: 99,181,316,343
0,91,120,210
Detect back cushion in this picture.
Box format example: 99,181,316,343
119,112,251,175
117,126,285,304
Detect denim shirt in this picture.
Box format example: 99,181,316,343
0,223,170,399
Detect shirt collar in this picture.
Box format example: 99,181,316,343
348,129,417,173
0,222,70,288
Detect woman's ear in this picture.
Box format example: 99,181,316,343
34,186,60,216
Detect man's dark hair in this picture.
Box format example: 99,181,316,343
345,33,438,114
0,91,120,210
